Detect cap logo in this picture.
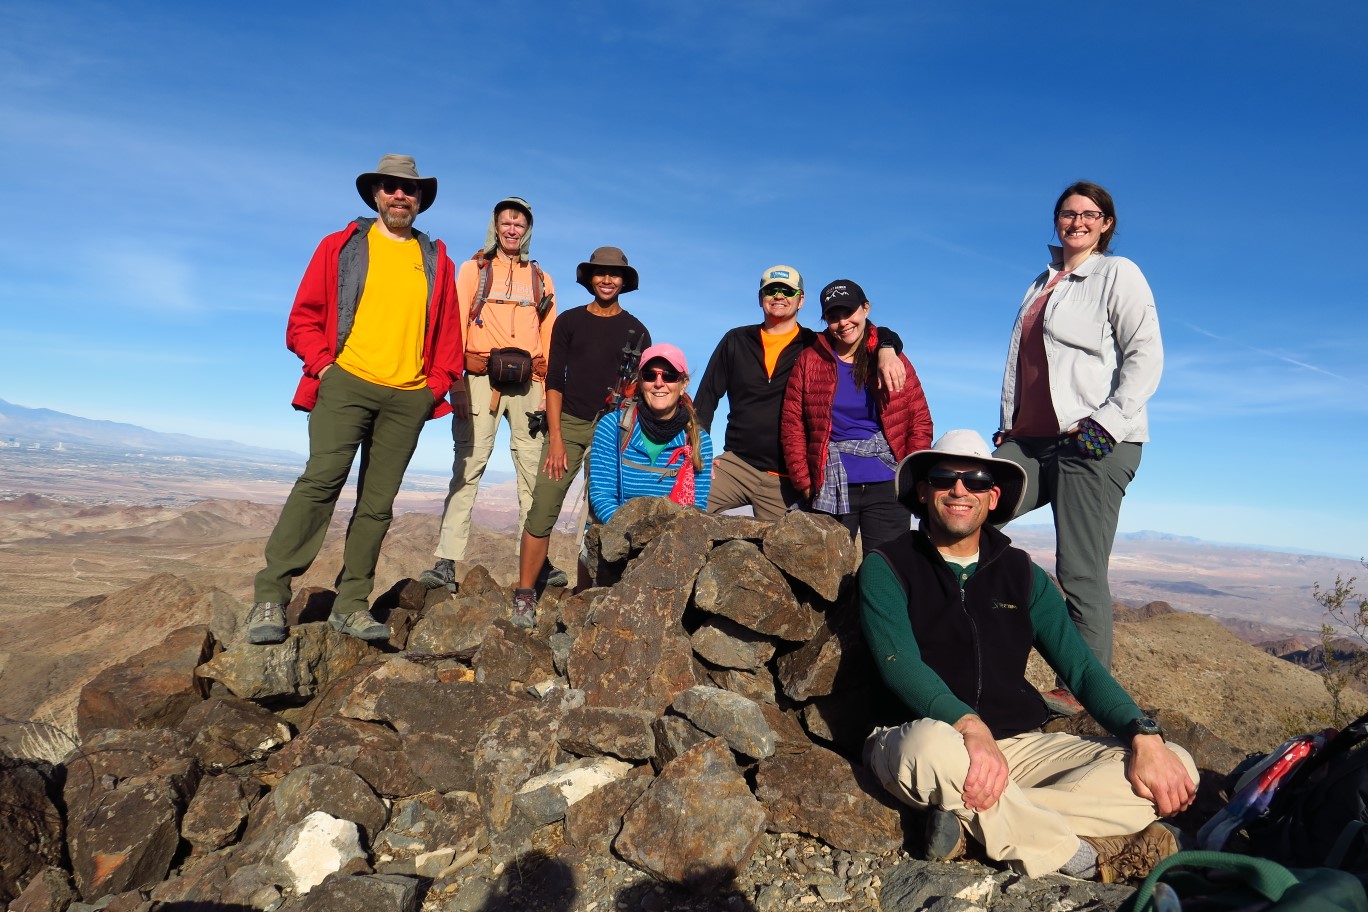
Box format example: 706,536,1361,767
767,270,791,279
826,286,851,298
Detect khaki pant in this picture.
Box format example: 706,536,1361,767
434,373,543,561
864,719,1198,877
705,450,798,522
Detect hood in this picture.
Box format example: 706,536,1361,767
482,197,534,262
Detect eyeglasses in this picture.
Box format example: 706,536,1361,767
1056,209,1105,223
639,368,682,383
762,285,800,298
924,469,996,493
379,178,420,196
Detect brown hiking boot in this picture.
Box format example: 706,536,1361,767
1083,822,1179,883
923,808,968,862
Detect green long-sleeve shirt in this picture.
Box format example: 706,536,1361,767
859,551,1143,739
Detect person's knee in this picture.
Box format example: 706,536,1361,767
895,718,964,767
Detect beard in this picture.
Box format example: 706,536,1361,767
379,204,416,231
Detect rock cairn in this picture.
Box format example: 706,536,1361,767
4,501,1235,912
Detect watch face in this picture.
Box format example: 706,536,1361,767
1134,717,1162,736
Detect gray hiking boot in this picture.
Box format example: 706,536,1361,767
1083,821,1179,883
246,601,287,645
419,558,458,591
511,588,538,629
923,808,967,862
544,564,569,589
328,609,391,643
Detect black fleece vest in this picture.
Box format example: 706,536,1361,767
874,528,1048,739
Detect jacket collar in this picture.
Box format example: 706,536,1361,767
1047,245,1104,278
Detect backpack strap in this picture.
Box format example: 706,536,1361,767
469,251,493,327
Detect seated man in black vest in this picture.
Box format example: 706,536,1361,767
859,429,1198,883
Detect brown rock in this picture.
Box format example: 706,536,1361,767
146,852,233,906
373,791,486,861
705,666,777,705
286,587,335,626
372,680,525,738
568,514,707,712
6,866,73,912
75,625,214,739
242,764,388,853
595,497,692,564
196,623,376,700
265,717,422,798
691,616,778,670
799,686,884,754
62,729,199,841
651,714,711,771
333,656,435,721
400,731,474,793
472,620,557,692
181,774,263,854
762,510,858,601
774,603,864,701
69,777,183,900
472,692,579,857
669,686,777,760
563,767,653,848
755,746,903,854
370,578,427,648
558,706,658,761
693,540,820,641
0,760,63,907
699,513,770,543
178,694,292,769
756,703,815,755
406,565,506,655
290,872,420,912
615,738,767,891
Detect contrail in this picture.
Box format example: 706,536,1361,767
1184,322,1356,384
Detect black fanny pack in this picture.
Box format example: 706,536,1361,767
487,347,533,389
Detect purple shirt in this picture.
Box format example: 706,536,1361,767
831,360,894,484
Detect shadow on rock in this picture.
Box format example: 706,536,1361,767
474,850,576,912
614,868,757,912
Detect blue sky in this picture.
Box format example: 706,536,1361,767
2,1,1365,557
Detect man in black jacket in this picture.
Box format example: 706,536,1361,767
694,265,905,521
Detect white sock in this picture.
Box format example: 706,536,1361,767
1058,840,1098,878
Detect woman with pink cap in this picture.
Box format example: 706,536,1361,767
588,342,714,524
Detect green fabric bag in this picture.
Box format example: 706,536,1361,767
1121,850,1367,911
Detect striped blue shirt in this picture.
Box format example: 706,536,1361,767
588,412,714,522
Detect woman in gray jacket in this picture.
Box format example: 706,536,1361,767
994,181,1162,706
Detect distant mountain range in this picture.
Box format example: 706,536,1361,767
0,398,301,462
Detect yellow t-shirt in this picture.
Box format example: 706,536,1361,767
335,226,429,389
761,325,800,379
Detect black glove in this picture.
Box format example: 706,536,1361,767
1074,417,1116,459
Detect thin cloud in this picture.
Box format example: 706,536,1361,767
1183,321,1358,385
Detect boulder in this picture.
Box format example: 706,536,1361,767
196,623,377,700
775,605,863,701
615,738,767,891
558,706,658,761
274,811,369,895
369,578,427,648
332,656,434,721
178,693,292,769
264,716,421,798
651,714,711,770
690,616,778,670
6,865,74,912
755,746,903,854
242,764,388,854
68,776,183,900
595,496,691,564
289,872,421,912
472,619,558,692
693,540,820,641
512,756,636,826
406,569,506,655
75,625,214,738
372,791,485,862
762,510,858,601
669,686,777,761
563,769,653,848
181,773,263,854
0,760,63,907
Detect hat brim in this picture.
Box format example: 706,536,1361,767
576,262,639,294
895,450,1026,526
356,174,438,213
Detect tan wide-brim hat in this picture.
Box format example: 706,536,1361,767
576,246,639,294
355,154,438,213
895,429,1027,525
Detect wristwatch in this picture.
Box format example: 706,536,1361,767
1126,716,1164,740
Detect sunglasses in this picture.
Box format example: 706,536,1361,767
639,368,682,383
379,177,420,196
924,468,996,493
762,285,800,298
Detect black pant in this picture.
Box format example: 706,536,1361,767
824,480,911,556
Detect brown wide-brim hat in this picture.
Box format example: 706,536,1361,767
355,154,438,214
895,429,1027,525
576,246,639,294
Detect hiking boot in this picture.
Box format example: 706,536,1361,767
923,808,967,862
419,558,458,591
328,609,391,643
1041,687,1085,716
511,588,538,629
246,601,287,644
1083,822,1179,883
544,564,569,589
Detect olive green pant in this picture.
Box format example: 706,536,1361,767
255,367,435,614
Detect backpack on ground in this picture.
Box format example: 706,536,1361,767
1242,710,1368,874
1120,851,1367,912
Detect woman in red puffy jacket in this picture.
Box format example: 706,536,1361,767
780,279,933,554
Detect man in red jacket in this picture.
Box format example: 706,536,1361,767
246,154,464,645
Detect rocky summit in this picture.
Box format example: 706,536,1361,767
0,503,1316,912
